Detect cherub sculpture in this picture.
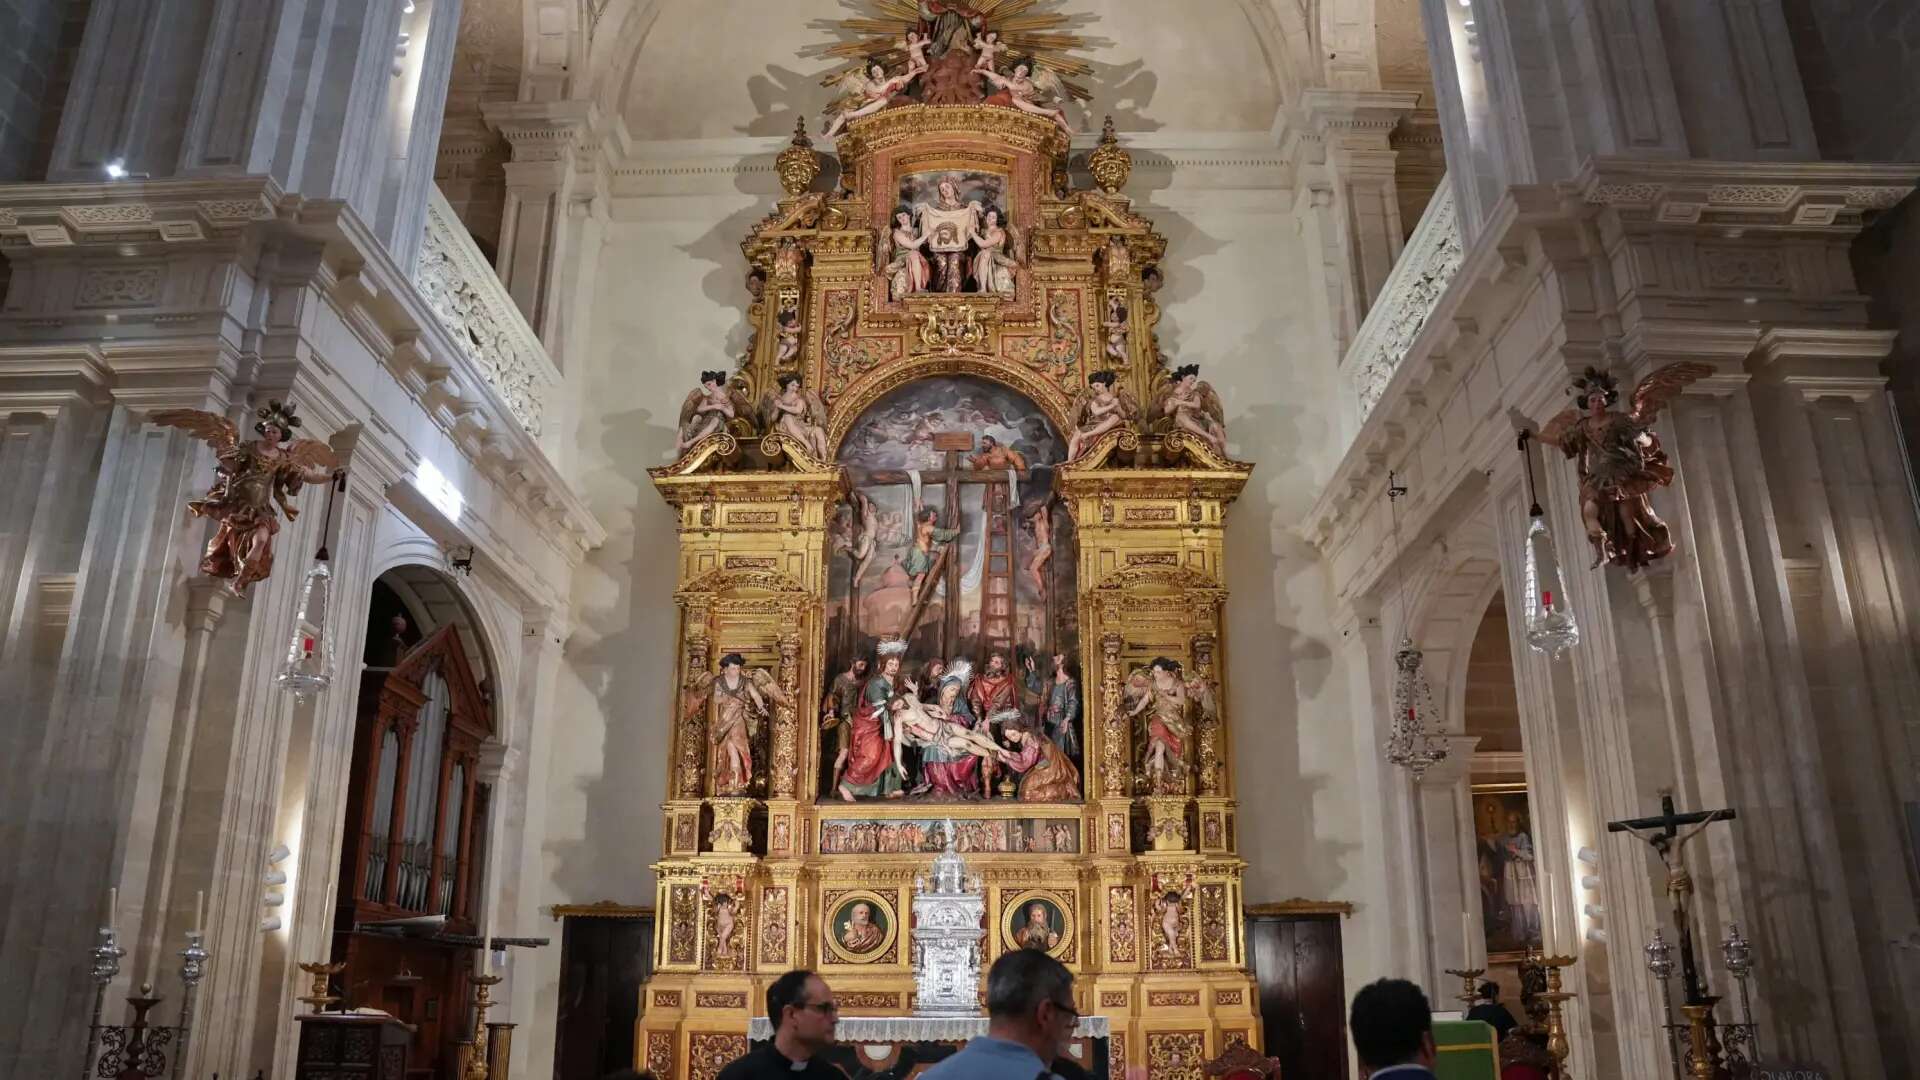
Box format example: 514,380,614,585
153,399,339,597
1154,363,1228,455
1064,370,1139,462
903,29,931,77
1102,292,1129,363
761,373,831,461
682,652,793,798
972,29,1005,72
1527,363,1714,570
979,60,1073,132
823,61,915,139
676,370,750,454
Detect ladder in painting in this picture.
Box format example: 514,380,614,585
980,479,1017,661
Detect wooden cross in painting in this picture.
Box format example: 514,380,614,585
847,431,1029,662
1606,793,1737,1005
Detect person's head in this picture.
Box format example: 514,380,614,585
917,507,938,524
1089,370,1117,392
849,902,872,927
1572,367,1619,414
986,652,1007,675
896,210,912,228
1014,61,1032,77
869,61,886,80
1150,656,1181,684
939,681,961,708
985,208,1000,227
767,970,837,1051
939,179,958,199
700,369,726,390
1027,902,1049,926
1174,363,1200,387
983,30,999,44
1350,978,1436,1074
254,399,302,445
848,657,869,677
985,948,1077,1059
981,434,998,450
881,654,901,677
1477,980,1499,1003
777,373,801,394
719,652,744,674
1506,811,1524,833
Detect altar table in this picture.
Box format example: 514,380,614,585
747,1015,1112,1079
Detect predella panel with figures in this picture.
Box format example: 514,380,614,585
819,375,1082,803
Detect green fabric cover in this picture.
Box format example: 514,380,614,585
1432,1018,1500,1080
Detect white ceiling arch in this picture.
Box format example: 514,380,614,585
583,0,1313,143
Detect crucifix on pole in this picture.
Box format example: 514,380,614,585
1606,793,1737,1006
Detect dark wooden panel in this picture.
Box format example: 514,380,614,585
1246,912,1347,1080
555,914,656,1080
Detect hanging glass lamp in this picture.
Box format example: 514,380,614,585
278,472,346,701
1519,433,1580,658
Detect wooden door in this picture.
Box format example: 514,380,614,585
1246,912,1348,1080
554,911,656,1080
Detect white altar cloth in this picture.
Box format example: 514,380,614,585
747,1014,1110,1041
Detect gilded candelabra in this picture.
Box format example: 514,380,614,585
296,960,347,1013
463,973,504,1080
1443,966,1486,1009
1538,953,1577,1080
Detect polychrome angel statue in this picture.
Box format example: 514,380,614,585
1525,363,1714,570
677,370,751,453
1064,370,1139,462
979,60,1073,132
153,399,339,597
1126,657,1210,796
882,210,932,299
822,61,915,139
1154,363,1228,454
682,652,793,798
969,208,1017,295
761,374,831,460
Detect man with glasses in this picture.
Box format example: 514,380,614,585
922,950,1078,1080
717,969,842,1079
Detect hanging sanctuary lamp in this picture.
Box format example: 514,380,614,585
1383,472,1449,777
277,470,348,701
1517,431,1580,658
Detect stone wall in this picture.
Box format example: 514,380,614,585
0,0,88,180
1782,0,1920,163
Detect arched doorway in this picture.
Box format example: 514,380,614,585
330,566,499,1077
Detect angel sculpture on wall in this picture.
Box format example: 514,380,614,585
1155,363,1228,455
677,371,750,454
762,374,831,461
1102,293,1129,363
1125,657,1216,796
979,60,1073,131
822,61,915,139
682,652,793,798
153,399,339,597
1526,363,1714,571
1064,370,1139,462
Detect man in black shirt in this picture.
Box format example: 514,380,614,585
717,969,844,1080
1464,980,1518,1043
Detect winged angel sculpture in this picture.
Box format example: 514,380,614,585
1064,370,1139,463
676,370,754,454
153,400,339,596
1153,363,1228,456
1528,363,1714,571
761,374,832,461
683,652,795,798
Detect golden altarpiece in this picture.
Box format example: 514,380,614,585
638,15,1258,1078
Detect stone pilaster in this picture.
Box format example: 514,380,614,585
484,100,610,361
1293,89,1419,357
1414,734,1482,993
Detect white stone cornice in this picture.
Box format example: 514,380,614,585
1569,157,1917,229
0,176,284,250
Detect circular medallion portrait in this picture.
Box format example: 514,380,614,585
1001,893,1071,958
825,891,898,964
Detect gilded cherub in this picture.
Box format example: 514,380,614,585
1153,363,1227,455
761,374,831,461
1525,363,1714,571
153,400,339,597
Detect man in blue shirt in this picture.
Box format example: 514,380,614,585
1349,978,1438,1080
922,950,1079,1080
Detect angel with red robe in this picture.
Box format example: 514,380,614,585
1528,363,1714,571
153,399,339,596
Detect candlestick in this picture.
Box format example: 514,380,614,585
1462,911,1478,968
107,887,118,928
481,915,493,975
193,890,205,935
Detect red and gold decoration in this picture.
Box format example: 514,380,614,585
639,6,1256,1074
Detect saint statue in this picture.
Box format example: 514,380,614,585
681,653,792,798
1526,363,1714,570
153,399,340,597
994,715,1081,801
1127,657,1216,796
1024,653,1080,758
821,656,870,794
676,371,748,454
1064,371,1139,462
760,374,830,461
1154,363,1228,454
969,208,1017,294
838,640,909,801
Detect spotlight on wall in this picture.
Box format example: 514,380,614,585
403,0,415,10
104,160,126,179
1577,846,1600,866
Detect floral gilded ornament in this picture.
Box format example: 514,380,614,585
1086,115,1132,194
776,118,822,196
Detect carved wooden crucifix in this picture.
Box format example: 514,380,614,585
1607,793,1737,1005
